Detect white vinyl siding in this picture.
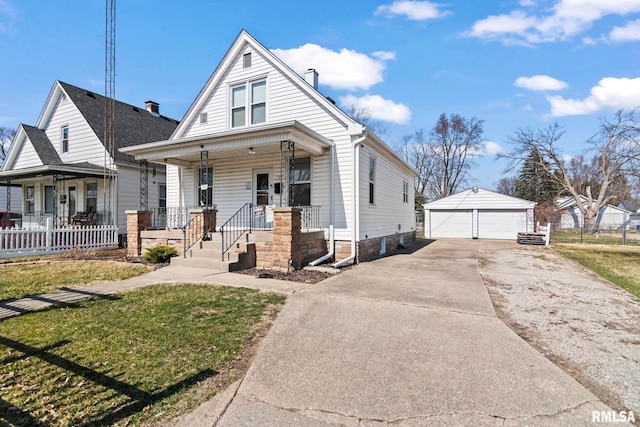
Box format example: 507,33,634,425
117,165,166,232
12,138,43,169
0,186,23,214
45,91,111,166
358,146,415,240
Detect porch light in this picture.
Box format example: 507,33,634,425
249,147,255,154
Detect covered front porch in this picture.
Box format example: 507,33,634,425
0,164,115,229
121,121,334,232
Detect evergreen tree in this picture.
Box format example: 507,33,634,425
514,148,563,204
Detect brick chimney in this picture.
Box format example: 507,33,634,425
145,100,159,115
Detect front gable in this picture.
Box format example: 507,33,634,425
174,30,361,141
9,129,44,170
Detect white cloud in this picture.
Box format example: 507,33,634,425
481,141,504,156
0,0,17,32
466,0,640,45
610,18,640,41
519,0,537,6
515,75,568,91
272,44,394,91
374,1,450,21
339,94,412,124
546,77,640,116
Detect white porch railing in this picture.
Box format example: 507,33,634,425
0,218,118,258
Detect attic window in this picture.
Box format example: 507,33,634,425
85,91,96,99
243,52,251,68
200,112,208,124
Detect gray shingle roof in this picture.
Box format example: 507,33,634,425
58,81,179,165
22,124,62,165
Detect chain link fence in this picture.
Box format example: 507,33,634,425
550,223,640,246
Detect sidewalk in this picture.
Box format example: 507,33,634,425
0,264,308,321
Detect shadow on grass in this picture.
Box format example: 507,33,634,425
0,335,216,426
0,289,121,321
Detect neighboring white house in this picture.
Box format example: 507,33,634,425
422,187,536,240
0,185,22,214
557,196,632,230
0,81,178,236
121,30,417,264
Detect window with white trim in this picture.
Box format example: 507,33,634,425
61,125,69,153
44,186,54,213
292,157,311,206
230,80,266,128
403,181,409,204
368,157,376,205
26,186,34,213
159,183,166,208
243,52,251,68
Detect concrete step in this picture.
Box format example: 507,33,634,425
170,256,235,271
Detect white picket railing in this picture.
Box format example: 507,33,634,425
0,218,118,258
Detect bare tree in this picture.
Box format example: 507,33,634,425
349,105,388,137
0,127,16,165
501,109,640,228
397,129,439,207
429,113,484,198
496,176,517,196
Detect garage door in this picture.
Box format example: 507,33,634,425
478,209,526,240
429,210,472,238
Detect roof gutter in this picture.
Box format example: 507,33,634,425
333,131,367,268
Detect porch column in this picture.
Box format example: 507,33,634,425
271,207,301,272
126,210,151,257
279,141,294,207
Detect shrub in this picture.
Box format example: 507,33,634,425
144,245,178,263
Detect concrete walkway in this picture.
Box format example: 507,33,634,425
180,239,614,426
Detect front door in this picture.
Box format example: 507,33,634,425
253,169,272,228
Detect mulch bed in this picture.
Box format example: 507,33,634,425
235,267,336,284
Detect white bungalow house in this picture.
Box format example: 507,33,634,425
556,196,632,230
122,30,417,267
0,81,178,239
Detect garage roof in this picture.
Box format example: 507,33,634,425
423,187,536,210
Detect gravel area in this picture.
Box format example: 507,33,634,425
478,244,640,417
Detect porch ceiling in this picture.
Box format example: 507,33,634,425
0,163,107,184
120,120,333,167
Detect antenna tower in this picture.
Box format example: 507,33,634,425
103,0,116,224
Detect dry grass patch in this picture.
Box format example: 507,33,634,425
553,243,640,298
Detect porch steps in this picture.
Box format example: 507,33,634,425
170,230,271,271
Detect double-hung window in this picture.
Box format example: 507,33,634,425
86,182,97,212
26,186,34,213
61,126,69,153
231,80,266,128
292,157,311,206
44,186,54,213
403,181,409,204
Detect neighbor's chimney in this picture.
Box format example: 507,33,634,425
145,100,159,115
304,69,318,90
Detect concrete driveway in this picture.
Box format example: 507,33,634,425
192,239,614,426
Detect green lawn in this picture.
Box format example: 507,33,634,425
0,284,285,426
554,244,640,299
0,261,149,301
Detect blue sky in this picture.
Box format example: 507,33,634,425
1,0,639,189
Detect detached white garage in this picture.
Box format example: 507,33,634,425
423,187,536,240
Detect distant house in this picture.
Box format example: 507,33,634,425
556,196,632,229
0,81,178,236
122,30,417,267
422,187,536,240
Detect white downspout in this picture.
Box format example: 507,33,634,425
309,143,336,266
333,132,367,268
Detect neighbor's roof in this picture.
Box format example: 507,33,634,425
22,124,62,165
58,81,179,164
